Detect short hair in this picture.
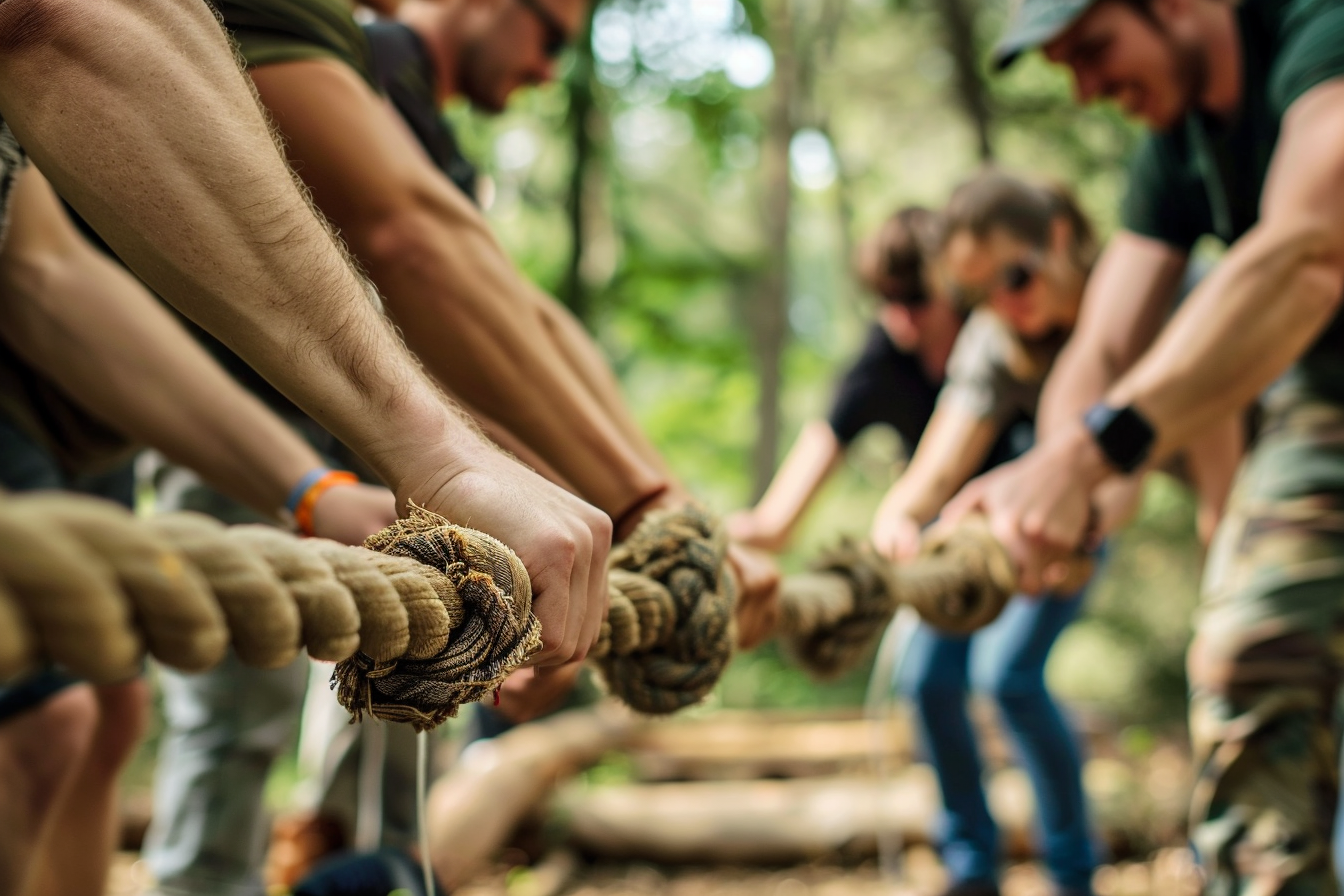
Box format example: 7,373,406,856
854,206,940,306
940,169,1098,273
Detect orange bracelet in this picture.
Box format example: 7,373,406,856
293,470,359,537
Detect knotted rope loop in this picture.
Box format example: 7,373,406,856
334,505,542,732
591,504,735,714
777,515,1027,677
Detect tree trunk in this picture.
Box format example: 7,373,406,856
752,0,797,500
935,0,994,161
561,9,597,325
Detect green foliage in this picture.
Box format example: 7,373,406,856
447,0,1201,724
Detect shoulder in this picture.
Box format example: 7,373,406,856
1268,0,1344,115
947,310,1013,378
210,0,377,88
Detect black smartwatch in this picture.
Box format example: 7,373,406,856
1082,403,1156,474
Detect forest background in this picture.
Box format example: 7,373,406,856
447,0,1211,731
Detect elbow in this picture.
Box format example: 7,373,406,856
1267,222,1344,318
359,205,450,282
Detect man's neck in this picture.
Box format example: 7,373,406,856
1198,0,1242,119
399,0,465,104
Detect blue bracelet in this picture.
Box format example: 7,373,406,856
285,468,332,516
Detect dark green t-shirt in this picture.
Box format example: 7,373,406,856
1121,0,1344,398
209,0,377,87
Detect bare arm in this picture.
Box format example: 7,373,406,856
0,0,609,664
727,421,843,552
0,169,312,517
247,59,668,522
948,80,1344,592
1106,82,1344,455
1037,231,1189,436
871,404,999,559
1183,413,1243,546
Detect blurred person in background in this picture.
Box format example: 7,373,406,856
729,206,1027,553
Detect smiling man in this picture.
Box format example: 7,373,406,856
942,0,1344,890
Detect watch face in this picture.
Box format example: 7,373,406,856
1084,404,1155,474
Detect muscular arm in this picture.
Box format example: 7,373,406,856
0,0,468,490
0,0,610,664
1036,231,1188,436
247,58,669,521
0,168,327,518
1106,81,1344,458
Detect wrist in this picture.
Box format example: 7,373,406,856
1081,401,1157,475
286,468,359,536
1059,419,1117,487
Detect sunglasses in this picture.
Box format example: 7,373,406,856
514,0,570,58
950,257,1039,311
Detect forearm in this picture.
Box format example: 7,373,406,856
1038,232,1186,437
1108,224,1344,460
360,204,668,518
747,422,843,541
1183,413,1244,545
0,239,324,518
529,284,676,482
0,0,481,491
1036,337,1117,437
877,465,959,528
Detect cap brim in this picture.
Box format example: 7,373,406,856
991,2,1093,72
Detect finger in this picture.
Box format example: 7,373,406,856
578,512,612,660
561,523,594,665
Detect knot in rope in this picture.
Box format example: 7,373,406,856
778,538,896,678
776,515,1021,678
590,504,734,714
334,505,542,731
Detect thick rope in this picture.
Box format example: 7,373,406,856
0,496,537,730
0,494,742,725
589,505,735,714
338,506,542,731
0,493,1035,723
776,516,1075,678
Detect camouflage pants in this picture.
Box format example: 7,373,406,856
1189,391,1344,896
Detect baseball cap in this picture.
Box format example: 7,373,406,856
992,0,1098,71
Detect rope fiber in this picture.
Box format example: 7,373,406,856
0,492,1057,726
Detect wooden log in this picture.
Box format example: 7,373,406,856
626,715,913,782
560,770,945,865
426,702,635,890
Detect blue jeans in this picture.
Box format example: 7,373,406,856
896,589,1096,892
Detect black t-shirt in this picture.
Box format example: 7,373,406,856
363,21,478,202
827,323,1028,470
827,324,938,448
